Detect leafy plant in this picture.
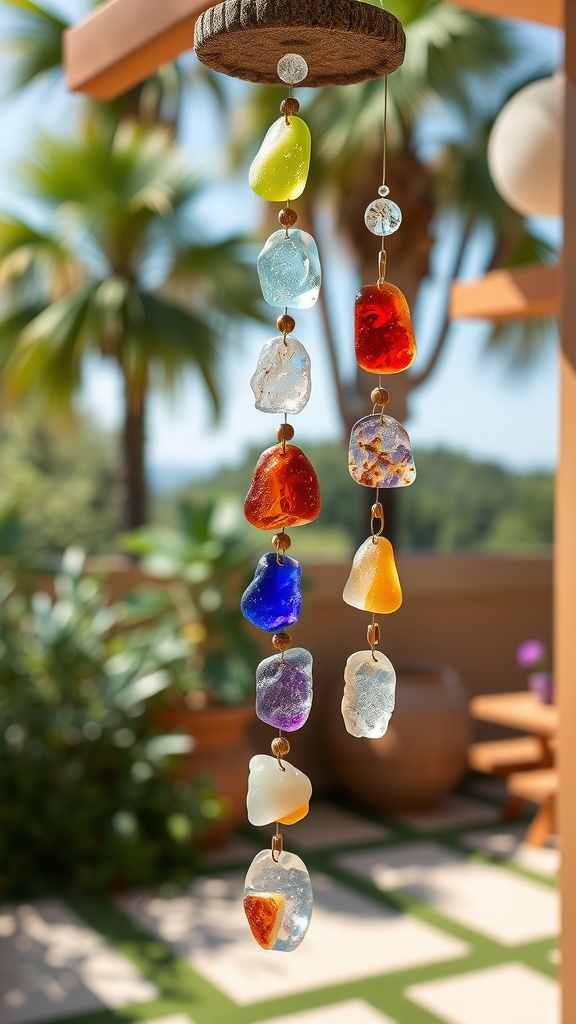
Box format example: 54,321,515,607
0,548,221,898
123,498,260,707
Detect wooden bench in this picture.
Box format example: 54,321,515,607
507,768,558,847
468,736,547,775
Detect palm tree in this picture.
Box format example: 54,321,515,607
0,116,262,529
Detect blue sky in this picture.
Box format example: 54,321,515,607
0,4,564,482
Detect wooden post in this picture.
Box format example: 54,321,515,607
556,3,576,1020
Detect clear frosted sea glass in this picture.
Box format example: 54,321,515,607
349,414,416,488
241,552,302,632
257,230,321,309
364,197,402,236
244,848,313,951
256,648,313,731
250,336,311,414
342,649,396,738
247,753,312,826
249,117,311,202
343,536,402,614
277,53,309,85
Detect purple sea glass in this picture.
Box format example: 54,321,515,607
241,553,302,632
256,648,313,731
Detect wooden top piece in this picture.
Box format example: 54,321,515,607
470,691,558,738
194,0,405,86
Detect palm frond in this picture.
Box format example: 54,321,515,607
485,317,557,371
0,217,83,300
166,236,265,322
2,0,68,94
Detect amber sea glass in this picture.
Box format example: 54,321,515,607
354,282,416,374
244,444,321,531
343,535,402,614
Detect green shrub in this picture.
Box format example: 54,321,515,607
0,549,218,899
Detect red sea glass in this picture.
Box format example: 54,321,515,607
244,444,321,531
354,282,416,374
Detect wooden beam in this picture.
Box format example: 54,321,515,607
450,264,560,322
63,0,210,99
447,0,563,27
556,2,576,1019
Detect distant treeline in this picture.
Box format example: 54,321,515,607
172,443,554,551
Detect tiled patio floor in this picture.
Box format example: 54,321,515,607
0,783,559,1024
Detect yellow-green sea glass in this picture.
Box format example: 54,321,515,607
343,536,402,614
249,116,311,202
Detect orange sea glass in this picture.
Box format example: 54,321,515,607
354,281,416,374
343,535,402,614
244,444,321,531
243,892,286,949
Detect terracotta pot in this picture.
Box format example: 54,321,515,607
159,703,256,847
325,660,471,813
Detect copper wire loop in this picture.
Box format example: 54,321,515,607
272,829,283,862
378,249,387,284
371,501,385,538
367,621,380,648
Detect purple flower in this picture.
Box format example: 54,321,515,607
516,639,547,669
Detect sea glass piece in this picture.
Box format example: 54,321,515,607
277,53,308,85
244,444,321,530
355,282,416,374
343,536,402,614
364,198,402,236
250,336,311,414
243,892,286,949
241,552,302,632
247,753,312,826
256,648,313,731
342,649,396,738
349,413,416,488
244,848,313,951
257,230,321,309
249,117,311,202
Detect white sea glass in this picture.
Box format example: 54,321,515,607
244,848,313,951
342,649,396,738
250,335,311,414
247,753,312,826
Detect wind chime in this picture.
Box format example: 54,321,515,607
196,0,415,953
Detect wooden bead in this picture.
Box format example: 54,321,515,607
278,207,298,228
271,736,291,758
371,387,390,407
272,631,292,652
277,313,296,335
280,97,300,117
277,422,295,442
273,532,292,552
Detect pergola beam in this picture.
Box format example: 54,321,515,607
447,0,562,27
450,264,560,322
64,0,210,99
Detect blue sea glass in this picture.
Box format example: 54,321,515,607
257,229,321,309
241,552,302,632
256,648,313,731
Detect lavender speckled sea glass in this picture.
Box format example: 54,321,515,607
349,413,416,488
256,648,313,731
241,552,302,632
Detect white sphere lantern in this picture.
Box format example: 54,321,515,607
488,73,564,219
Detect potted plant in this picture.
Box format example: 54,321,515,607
123,498,261,844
